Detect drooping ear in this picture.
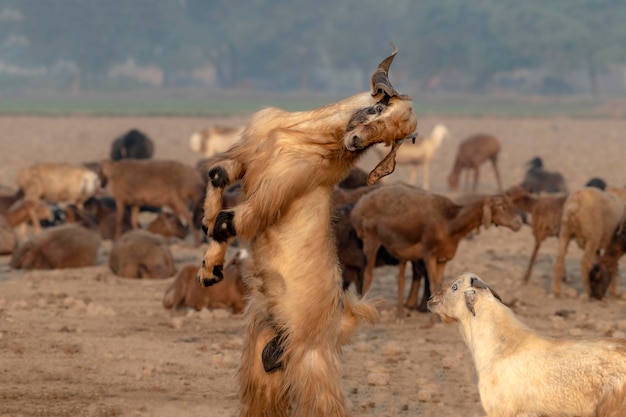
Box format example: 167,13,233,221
482,202,492,230
471,276,503,303
464,289,477,316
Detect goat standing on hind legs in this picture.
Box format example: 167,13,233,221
197,44,417,417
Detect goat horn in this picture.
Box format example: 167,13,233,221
370,42,403,99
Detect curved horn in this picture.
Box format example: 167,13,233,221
370,42,402,98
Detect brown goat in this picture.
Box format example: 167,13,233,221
507,186,568,282
448,133,502,192
10,224,100,269
163,250,248,313
351,183,522,316
147,212,188,240
197,45,417,417
99,159,204,246
108,229,176,279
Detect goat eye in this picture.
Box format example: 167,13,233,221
375,104,384,114
451,284,458,292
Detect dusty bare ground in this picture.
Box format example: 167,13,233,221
1,114,626,417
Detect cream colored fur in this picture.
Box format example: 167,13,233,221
428,272,626,417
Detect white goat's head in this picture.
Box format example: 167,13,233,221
427,272,503,322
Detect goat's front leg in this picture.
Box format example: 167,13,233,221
202,160,243,235
197,210,237,287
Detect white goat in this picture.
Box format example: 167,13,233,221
189,125,244,158
428,272,626,417
375,123,449,189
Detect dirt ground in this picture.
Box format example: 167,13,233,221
2,114,626,417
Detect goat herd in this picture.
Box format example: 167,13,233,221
2,115,626,415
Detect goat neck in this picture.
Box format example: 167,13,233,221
447,199,486,240
461,296,537,375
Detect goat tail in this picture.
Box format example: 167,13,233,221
338,291,378,346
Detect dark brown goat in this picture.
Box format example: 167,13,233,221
108,230,176,279
162,250,248,313
448,134,502,192
10,225,100,269
352,183,522,316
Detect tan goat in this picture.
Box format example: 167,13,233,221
428,272,626,417
351,183,522,316
375,123,449,189
447,133,502,192
17,162,101,232
197,44,417,417
553,187,626,298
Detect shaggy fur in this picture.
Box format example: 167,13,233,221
428,273,626,417
198,45,417,417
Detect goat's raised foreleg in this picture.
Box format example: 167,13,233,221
197,160,243,287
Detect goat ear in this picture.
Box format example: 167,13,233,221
482,203,492,229
464,289,477,316
471,276,503,303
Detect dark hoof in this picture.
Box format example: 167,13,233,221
196,263,224,287
262,335,284,373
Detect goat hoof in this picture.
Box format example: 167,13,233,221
196,263,224,287
262,335,284,373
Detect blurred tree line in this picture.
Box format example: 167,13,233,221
1,0,626,94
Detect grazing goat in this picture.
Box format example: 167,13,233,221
447,133,502,192
428,272,626,417
110,129,154,160
351,183,522,316
553,187,626,298
189,125,243,157
375,124,449,189
108,230,176,279
520,156,567,194
163,250,248,313
99,159,204,246
10,225,100,269
588,219,626,300
197,44,417,417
